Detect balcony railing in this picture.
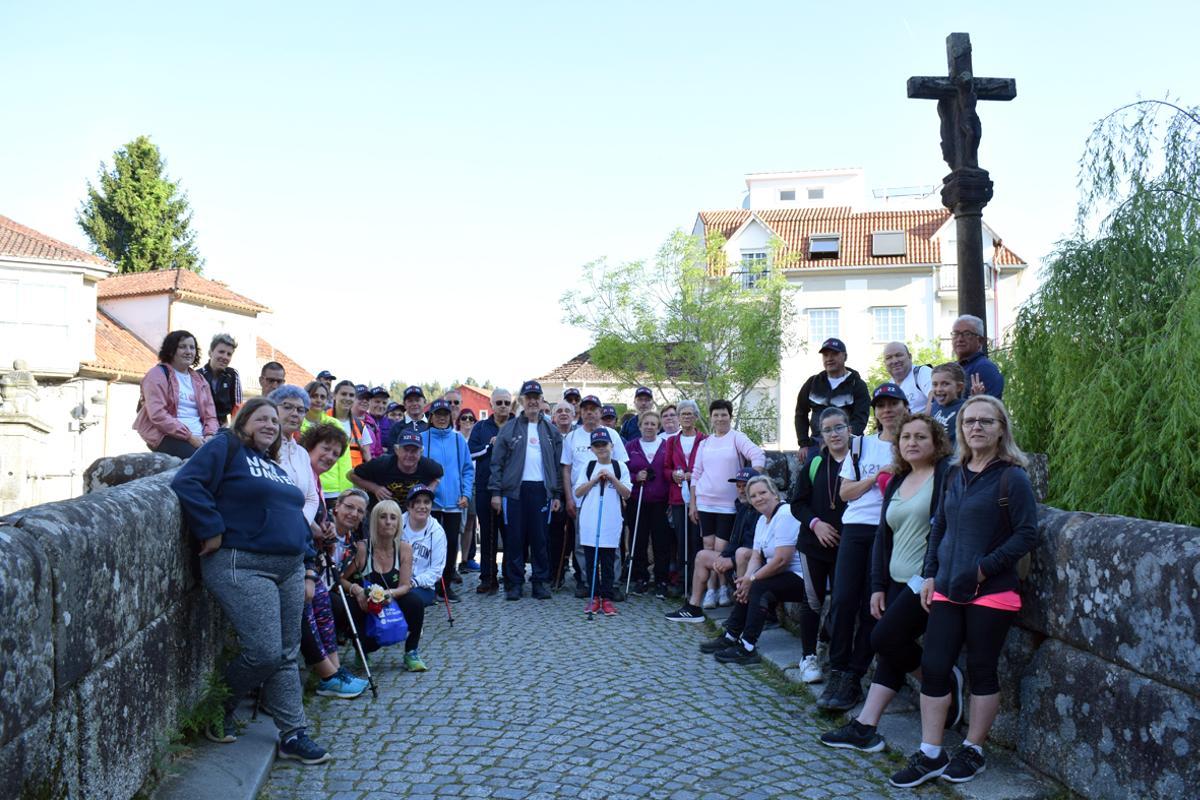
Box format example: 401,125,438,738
938,264,995,292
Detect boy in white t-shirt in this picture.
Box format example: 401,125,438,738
574,429,632,616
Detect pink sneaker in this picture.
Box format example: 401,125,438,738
584,598,602,616
601,599,618,617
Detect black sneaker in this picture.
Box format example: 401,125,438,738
611,585,626,602
278,730,331,765
699,634,739,654
942,745,986,783
665,604,706,623
630,580,648,596
889,750,949,788
824,672,863,712
505,587,521,601
946,665,964,730
653,583,668,600
819,719,885,753
204,706,238,744
574,582,590,599
438,585,461,603
531,583,551,600
816,671,845,710
715,643,761,664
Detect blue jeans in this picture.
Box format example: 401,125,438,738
502,481,550,589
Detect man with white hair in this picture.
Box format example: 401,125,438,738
950,315,1004,398
882,342,933,413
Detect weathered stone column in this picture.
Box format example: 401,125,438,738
941,166,995,333
0,360,52,515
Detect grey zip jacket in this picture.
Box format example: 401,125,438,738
487,414,563,501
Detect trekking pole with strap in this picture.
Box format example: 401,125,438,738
624,478,645,596
439,575,455,626
586,478,606,621
323,553,378,699
680,480,691,601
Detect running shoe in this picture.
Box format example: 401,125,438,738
665,604,706,623
715,644,761,664
799,654,823,684
889,750,949,787
278,730,331,765
601,599,618,616
204,706,238,744
403,650,428,673
700,634,739,654
819,719,885,753
316,671,365,699
584,597,602,616
717,585,733,606
701,589,718,609
942,745,986,783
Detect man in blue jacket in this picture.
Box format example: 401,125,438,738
620,386,655,442
951,315,1005,399
489,380,563,601
467,388,514,594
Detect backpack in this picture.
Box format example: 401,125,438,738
585,460,623,482
136,364,171,413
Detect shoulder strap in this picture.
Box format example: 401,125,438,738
808,454,822,484
997,465,1012,530
851,436,863,481
586,460,596,481
613,461,622,481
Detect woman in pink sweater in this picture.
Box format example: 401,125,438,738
688,399,766,607
133,330,218,459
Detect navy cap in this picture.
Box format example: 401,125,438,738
355,384,370,399
370,386,389,398
317,370,336,380
819,337,847,354
634,386,653,398
563,387,581,400
728,467,759,483
520,379,543,397
429,399,452,415
580,394,601,408
406,484,435,504
600,405,618,418
385,401,401,413
590,428,612,446
872,382,908,405
394,429,423,448
403,385,424,400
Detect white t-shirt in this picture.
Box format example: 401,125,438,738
574,462,632,549
522,424,545,481
560,425,629,486
752,506,804,579
338,416,374,449
827,372,850,391
898,366,932,414
640,437,662,464
173,368,204,436
839,434,894,526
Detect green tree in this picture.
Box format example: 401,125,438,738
865,337,950,392
77,135,203,273
562,230,797,443
1004,98,1200,524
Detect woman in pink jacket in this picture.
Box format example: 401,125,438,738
688,399,766,607
133,330,218,459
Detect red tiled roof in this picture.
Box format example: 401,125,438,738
0,215,112,267
697,207,1025,270
97,269,270,314
256,338,314,386
538,351,615,383
81,310,158,379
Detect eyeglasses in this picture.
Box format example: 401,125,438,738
278,402,307,414
950,330,980,339
494,400,512,406
819,424,849,435
961,417,999,429
459,417,476,423
449,399,461,405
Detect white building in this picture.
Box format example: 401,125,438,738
0,214,312,513
693,168,1028,449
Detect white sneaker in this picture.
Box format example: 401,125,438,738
701,589,718,609
800,654,823,684
717,586,733,607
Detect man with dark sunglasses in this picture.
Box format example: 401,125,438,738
466,388,515,594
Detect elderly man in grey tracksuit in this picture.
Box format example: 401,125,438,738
489,380,564,601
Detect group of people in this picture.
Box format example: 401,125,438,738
146,312,1034,785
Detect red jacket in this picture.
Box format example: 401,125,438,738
662,431,707,506
133,363,218,448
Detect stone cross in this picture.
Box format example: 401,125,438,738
908,32,1015,339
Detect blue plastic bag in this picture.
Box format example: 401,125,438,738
364,597,408,646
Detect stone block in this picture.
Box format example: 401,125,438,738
0,693,81,800
83,453,181,493
1025,453,1048,502
1020,507,1200,689
10,472,196,689
987,625,1042,749
0,529,53,749
1017,639,1198,800
762,450,798,497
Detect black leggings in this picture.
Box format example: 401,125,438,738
433,510,462,588
725,571,818,653
828,523,877,676
628,499,669,584
920,600,1016,697
799,552,835,613
152,436,197,459
869,581,928,691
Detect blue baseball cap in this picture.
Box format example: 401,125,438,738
385,401,401,413
872,382,908,405
370,386,389,398
600,405,618,419
355,384,370,399
403,385,424,400
406,484,435,504
819,337,847,354
580,394,601,408
317,370,336,380
634,386,653,398
394,429,423,449
520,379,543,397
590,429,612,446
564,387,581,401
729,467,759,483
429,399,452,415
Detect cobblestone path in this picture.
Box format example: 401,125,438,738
266,574,935,800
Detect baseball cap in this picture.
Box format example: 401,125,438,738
406,484,435,504
385,401,401,413
819,337,847,354
317,370,336,380
590,429,612,446
370,386,389,398
634,386,653,399
355,384,370,399
872,382,908,405
580,394,601,408
600,405,618,418
429,399,452,415
520,379,543,397
729,467,759,483
563,387,581,401
403,385,424,400
394,429,423,448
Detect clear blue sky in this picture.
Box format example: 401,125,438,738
3,1,1196,388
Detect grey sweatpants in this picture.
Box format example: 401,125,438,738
202,548,307,735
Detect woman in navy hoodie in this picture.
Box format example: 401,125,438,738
889,396,1038,788
625,410,671,595
171,397,331,765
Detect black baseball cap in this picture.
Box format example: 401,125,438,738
395,429,423,448
564,387,581,401
520,379,543,397
872,383,908,405
600,405,618,419
370,386,389,398
729,467,759,483
355,384,370,399
406,484,435,505
385,401,401,413
634,386,653,398
429,399,452,415
403,385,424,400
590,429,612,446
580,394,601,408
819,337,847,354
317,370,336,380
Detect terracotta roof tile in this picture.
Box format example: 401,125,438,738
97,269,270,314
81,310,158,378
0,214,112,267
256,338,314,386
697,207,1026,270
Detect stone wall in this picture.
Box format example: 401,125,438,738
765,450,1198,799
0,460,224,800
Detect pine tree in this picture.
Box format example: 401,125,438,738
77,135,203,273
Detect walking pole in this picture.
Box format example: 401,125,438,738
586,480,606,621
439,576,455,626
325,556,378,699
680,480,691,603
624,483,645,596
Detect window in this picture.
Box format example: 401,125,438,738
808,187,825,200
807,308,839,343
779,189,796,202
736,250,769,288
872,231,906,257
873,307,906,342
809,233,840,260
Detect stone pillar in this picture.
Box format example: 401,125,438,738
941,167,994,338
0,360,52,515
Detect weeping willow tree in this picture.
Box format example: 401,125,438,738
1005,99,1200,524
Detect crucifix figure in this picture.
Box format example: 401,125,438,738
908,33,1016,338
